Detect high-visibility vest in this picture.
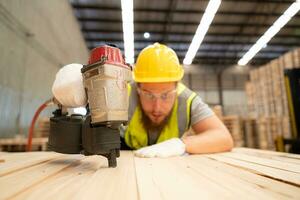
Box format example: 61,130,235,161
124,82,197,150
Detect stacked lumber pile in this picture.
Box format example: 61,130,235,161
221,116,292,150
0,137,48,152
243,117,258,148
283,48,300,69
34,117,50,137
245,83,255,115
245,48,300,150
222,115,244,147
211,107,244,147
255,117,274,150
212,105,223,119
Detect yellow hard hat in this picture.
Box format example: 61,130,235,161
133,43,184,82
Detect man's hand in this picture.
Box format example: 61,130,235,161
52,63,87,107
134,138,186,158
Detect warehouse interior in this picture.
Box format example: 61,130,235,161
1,0,300,199
1,0,299,152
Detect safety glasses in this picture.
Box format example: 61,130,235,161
137,88,177,102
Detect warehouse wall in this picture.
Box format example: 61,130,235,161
182,65,249,116
0,0,89,138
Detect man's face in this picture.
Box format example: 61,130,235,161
138,82,177,126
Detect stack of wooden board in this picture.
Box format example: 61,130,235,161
256,117,275,150
212,105,223,120
0,137,48,152
293,48,300,67
222,115,244,147
34,117,50,138
248,69,263,116
0,149,300,200
283,48,300,69
238,116,292,150
244,48,300,149
245,82,255,116
266,64,276,116
243,117,258,148
228,116,290,150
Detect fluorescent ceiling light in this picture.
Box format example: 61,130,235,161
183,0,221,65
121,0,134,64
238,1,300,66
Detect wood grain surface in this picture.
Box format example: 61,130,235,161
0,148,299,200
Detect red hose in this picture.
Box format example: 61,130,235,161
27,99,52,151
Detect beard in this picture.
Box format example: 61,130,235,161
139,102,173,133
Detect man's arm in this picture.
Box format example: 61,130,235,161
182,115,234,154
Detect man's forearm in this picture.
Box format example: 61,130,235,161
182,128,233,154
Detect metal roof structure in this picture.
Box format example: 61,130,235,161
70,0,300,67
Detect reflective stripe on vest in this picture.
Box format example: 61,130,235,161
125,82,196,150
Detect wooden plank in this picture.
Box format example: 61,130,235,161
12,155,106,200
0,152,63,176
218,152,300,173
135,156,234,200
0,154,83,199
12,151,138,200
233,148,300,165
71,151,138,200
234,147,300,159
182,156,293,199
185,155,300,199
135,154,300,200
1,150,300,199
205,154,300,186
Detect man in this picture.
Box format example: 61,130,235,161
52,43,233,158
122,43,233,157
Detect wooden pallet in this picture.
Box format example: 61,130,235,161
245,82,255,116
222,115,244,147
34,117,50,138
0,137,48,152
243,117,258,148
226,115,290,151
212,105,223,119
244,49,299,142
245,50,300,118
0,148,300,199
293,48,300,68
278,48,300,69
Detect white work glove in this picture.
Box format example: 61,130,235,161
52,63,87,107
134,138,186,158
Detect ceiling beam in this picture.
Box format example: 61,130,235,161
87,46,280,61
81,28,300,39
72,4,300,18
87,45,286,54
77,17,300,29
200,0,295,4
85,38,300,47
178,56,270,66
189,59,266,66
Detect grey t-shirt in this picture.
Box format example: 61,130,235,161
190,95,214,126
